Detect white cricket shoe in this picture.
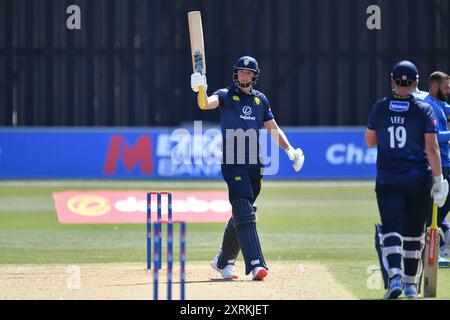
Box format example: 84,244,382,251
210,255,238,280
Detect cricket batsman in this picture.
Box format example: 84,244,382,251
366,60,448,299
190,56,304,280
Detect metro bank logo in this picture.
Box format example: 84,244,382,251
103,135,154,175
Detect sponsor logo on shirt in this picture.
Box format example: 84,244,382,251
242,106,252,115
240,106,256,121
389,101,409,112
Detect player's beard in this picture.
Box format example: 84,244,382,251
437,88,447,101
238,80,252,88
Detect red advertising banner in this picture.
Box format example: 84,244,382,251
52,191,232,224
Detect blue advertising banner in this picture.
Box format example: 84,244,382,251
0,127,376,179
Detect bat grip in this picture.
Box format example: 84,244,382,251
198,86,207,109
431,203,438,230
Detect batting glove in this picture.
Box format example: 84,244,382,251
285,146,305,172
431,174,449,207
191,72,207,93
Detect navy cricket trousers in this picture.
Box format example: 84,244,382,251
221,164,263,204
376,175,432,237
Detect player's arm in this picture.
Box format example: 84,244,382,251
365,128,377,147
425,133,448,207
198,93,219,110
264,119,304,172
191,72,219,110
263,119,291,150
425,133,442,177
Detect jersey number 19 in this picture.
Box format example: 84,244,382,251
388,126,406,148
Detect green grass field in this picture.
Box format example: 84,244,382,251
1,180,449,300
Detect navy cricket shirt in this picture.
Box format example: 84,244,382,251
213,85,274,165
367,94,437,183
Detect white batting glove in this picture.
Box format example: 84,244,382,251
191,72,207,93
285,146,305,172
431,174,449,207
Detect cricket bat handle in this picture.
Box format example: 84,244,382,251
428,203,439,267
431,203,438,230
198,86,207,109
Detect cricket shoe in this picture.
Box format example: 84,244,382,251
252,267,268,281
403,284,418,299
438,256,450,268
210,257,238,280
384,275,402,299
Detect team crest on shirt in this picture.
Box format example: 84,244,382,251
254,97,261,105
233,95,240,101
389,101,409,112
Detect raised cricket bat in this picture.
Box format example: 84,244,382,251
188,11,207,109
423,203,439,297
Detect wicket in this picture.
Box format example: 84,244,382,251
146,192,186,300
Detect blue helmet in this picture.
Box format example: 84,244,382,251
391,60,418,87
233,56,260,88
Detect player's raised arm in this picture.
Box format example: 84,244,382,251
190,72,219,110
